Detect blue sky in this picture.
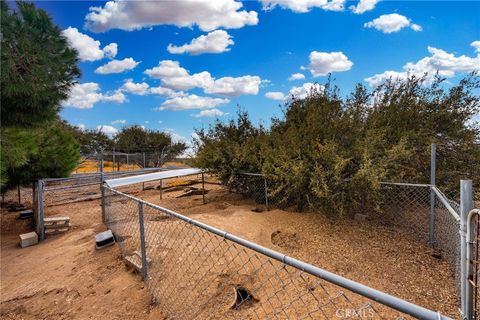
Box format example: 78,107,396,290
35,0,480,144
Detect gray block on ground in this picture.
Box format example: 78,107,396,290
20,232,38,248
95,230,115,249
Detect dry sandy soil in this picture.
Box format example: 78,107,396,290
1,180,459,319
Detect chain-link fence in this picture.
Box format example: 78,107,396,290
103,185,451,320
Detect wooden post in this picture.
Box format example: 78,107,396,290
17,184,21,203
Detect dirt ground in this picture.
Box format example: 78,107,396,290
1,180,459,319
1,198,165,320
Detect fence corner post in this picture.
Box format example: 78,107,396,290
429,143,436,247
138,201,148,280
461,179,473,320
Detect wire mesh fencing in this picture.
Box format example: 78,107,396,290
103,185,451,320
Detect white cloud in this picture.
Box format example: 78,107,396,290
205,76,262,96
62,27,118,62
289,73,306,81
63,82,126,109
308,51,353,77
121,79,150,95
149,86,186,98
96,125,118,137
265,91,285,100
288,82,324,99
62,27,105,61
159,94,230,111
111,119,126,125
260,0,345,13
167,30,234,55
365,45,480,86
103,43,118,59
85,0,258,32
193,109,227,117
364,13,422,33
349,0,379,14
471,41,480,53
77,124,86,131
95,58,140,74
145,60,262,96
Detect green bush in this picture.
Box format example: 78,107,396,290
194,74,480,217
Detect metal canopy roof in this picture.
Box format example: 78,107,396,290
105,168,203,188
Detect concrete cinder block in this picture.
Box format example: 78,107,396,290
20,232,38,248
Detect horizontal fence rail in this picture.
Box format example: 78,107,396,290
103,184,452,320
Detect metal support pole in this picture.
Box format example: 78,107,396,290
38,180,45,241
429,143,436,246
100,156,106,223
202,172,206,204
113,148,116,172
159,180,163,200
264,176,269,211
461,180,473,320
138,202,148,280
143,152,146,168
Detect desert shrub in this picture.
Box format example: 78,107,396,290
195,73,480,217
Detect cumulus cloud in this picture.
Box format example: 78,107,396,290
349,0,380,14
167,30,234,55
205,76,262,96
265,91,285,100
307,51,353,77
149,86,186,98
95,58,140,74
145,60,262,96
62,27,118,61
103,43,118,58
288,73,306,81
365,44,480,86
85,0,258,32
77,124,86,131
193,109,227,117
364,13,422,33
121,79,150,95
471,41,480,53
158,94,230,111
63,82,126,109
288,82,324,99
111,119,126,125
260,0,345,13
96,125,118,137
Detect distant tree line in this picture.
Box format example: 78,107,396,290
62,123,187,163
194,74,480,217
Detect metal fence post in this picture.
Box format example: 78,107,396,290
38,180,45,241
429,143,436,246
138,201,148,280
143,152,146,168
202,172,206,204
159,179,163,200
112,148,116,172
264,176,269,211
461,180,473,320
100,156,106,223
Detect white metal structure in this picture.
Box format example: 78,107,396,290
104,168,203,188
